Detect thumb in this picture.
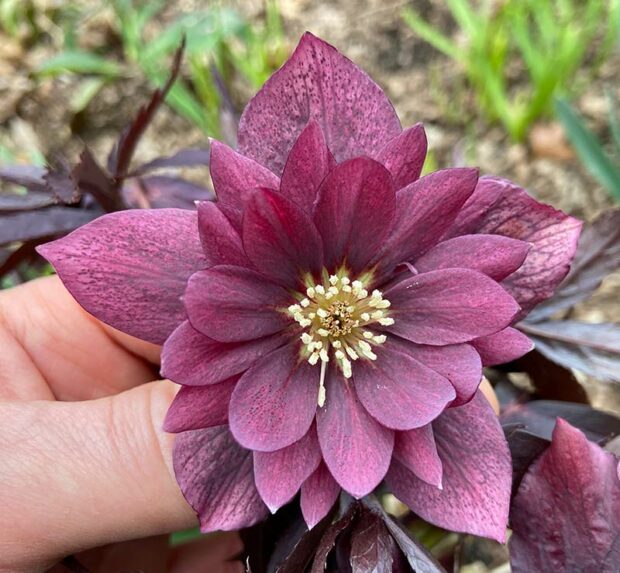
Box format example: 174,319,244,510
0,380,196,571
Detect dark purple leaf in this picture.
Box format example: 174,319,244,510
363,498,446,573
349,508,394,573
501,400,620,444
131,147,211,176
0,165,46,191
0,207,97,245
108,39,185,179
311,504,359,573
521,320,620,382
0,192,56,211
528,209,620,321
511,349,588,403
121,176,213,210
502,424,549,494
510,419,620,573
72,149,118,212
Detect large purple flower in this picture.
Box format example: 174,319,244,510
38,33,581,541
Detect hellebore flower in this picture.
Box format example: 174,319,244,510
38,33,582,541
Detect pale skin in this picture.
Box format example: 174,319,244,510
0,275,498,573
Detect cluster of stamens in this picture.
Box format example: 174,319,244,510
287,273,394,406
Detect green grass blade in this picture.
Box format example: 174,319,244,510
401,8,461,61
555,98,620,201
37,51,121,77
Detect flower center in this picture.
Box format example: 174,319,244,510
287,273,394,406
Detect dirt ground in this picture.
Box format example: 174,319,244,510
0,0,618,409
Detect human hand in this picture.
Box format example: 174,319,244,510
0,276,243,573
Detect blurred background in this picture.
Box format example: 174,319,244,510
1,2,619,571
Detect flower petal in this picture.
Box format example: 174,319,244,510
184,265,291,343
37,209,205,345
471,327,534,366
393,340,482,407
280,120,336,212
237,32,401,176
375,168,479,274
229,343,319,452
354,343,455,430
243,188,324,288
317,368,394,498
394,425,443,488
301,462,341,529
386,392,511,542
385,268,520,345
377,123,427,190
161,320,287,386
313,157,395,274
447,176,582,317
197,201,249,267
163,377,237,433
509,419,620,573
254,424,322,512
209,140,279,230
414,234,530,281
173,426,268,531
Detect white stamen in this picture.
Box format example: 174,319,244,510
319,348,329,362
306,287,316,298
315,285,325,295
342,358,352,378
345,346,359,360
317,328,330,337
301,333,314,344
300,298,310,308
318,361,327,407
378,317,395,326
309,352,320,365
363,331,374,339
329,275,339,285
360,312,370,322
373,334,387,344
371,310,384,319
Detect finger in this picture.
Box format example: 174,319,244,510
0,380,196,572
170,533,244,573
0,276,161,401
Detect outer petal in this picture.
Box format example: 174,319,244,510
254,424,322,512
313,157,395,273
184,265,291,343
209,140,279,230
317,369,394,498
280,120,336,212
354,343,455,430
197,201,249,267
173,426,269,532
237,32,401,176
471,327,534,366
375,168,479,274
393,340,482,407
386,392,512,542
243,188,324,288
163,377,237,433
161,320,287,386
446,176,582,317
414,234,530,281
301,462,341,529
385,268,520,345
229,343,319,452
376,123,427,189
37,209,205,345
393,425,443,488
510,419,620,573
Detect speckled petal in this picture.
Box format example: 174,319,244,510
209,140,279,230
237,32,401,175
301,462,341,529
313,157,395,274
471,327,534,366
385,268,520,345
243,188,324,288
229,343,319,452
184,265,291,343
280,120,336,212
37,209,205,345
173,425,268,532
377,123,427,189
394,425,443,488
386,392,511,542
197,201,249,267
254,424,322,512
317,368,394,498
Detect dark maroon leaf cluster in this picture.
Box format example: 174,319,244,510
0,41,213,282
